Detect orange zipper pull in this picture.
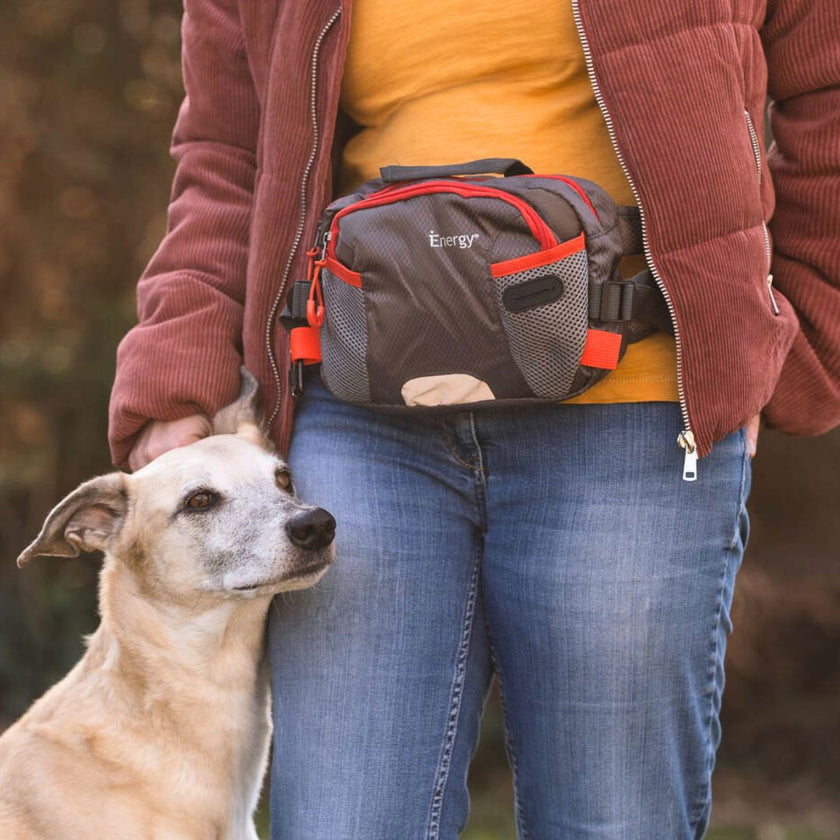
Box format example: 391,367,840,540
307,260,325,328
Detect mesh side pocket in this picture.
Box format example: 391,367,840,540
319,268,371,403
492,247,589,399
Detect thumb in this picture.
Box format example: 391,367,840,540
745,414,760,458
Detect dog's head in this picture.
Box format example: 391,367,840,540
16,370,335,601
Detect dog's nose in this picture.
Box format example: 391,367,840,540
285,508,336,550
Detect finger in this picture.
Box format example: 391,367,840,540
128,444,149,473
745,414,760,458
184,415,212,443
129,424,161,471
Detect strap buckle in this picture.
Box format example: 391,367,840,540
590,278,635,323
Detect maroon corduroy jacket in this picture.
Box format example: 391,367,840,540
108,0,840,466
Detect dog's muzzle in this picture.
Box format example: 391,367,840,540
285,508,336,551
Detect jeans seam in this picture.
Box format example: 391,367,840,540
690,546,733,833
692,433,749,831
485,625,531,840
425,537,483,840
727,428,750,550
438,419,479,472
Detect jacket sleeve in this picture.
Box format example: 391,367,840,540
760,0,840,435
108,0,260,469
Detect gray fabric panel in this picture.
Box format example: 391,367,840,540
617,206,644,255
335,192,534,403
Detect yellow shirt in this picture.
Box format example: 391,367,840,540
338,0,678,403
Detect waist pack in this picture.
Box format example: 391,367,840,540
281,158,673,410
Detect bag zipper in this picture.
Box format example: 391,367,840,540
328,180,559,257
572,0,697,481
368,174,601,224
744,107,780,316
264,8,341,428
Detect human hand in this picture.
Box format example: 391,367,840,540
745,414,760,458
127,414,211,472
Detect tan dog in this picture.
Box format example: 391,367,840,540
0,373,335,840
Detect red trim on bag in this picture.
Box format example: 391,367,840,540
289,326,322,364
329,181,558,256
490,233,585,278
521,174,600,222
324,256,362,288
579,329,622,370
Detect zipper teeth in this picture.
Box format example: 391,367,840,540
370,174,601,224
744,108,773,274
264,8,341,428
330,181,558,253
571,0,692,442
744,108,762,182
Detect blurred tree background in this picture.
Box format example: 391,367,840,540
0,1,837,837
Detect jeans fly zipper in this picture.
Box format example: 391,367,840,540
571,0,697,481
265,8,342,428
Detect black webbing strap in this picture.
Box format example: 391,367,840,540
586,205,673,335
588,270,674,336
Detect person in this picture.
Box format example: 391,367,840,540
109,0,840,837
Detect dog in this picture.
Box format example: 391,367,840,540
0,371,335,839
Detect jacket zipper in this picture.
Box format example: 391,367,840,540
571,0,697,481
744,108,780,316
329,181,559,255
264,8,341,428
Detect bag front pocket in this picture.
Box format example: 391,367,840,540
319,259,372,404
490,233,589,400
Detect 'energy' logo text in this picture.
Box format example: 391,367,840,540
428,231,480,249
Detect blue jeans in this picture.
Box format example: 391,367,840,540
268,374,751,839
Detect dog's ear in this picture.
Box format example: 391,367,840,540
16,473,128,568
211,367,273,449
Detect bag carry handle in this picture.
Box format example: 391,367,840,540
380,158,533,184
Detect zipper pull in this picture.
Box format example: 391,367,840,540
766,274,780,316
677,430,698,482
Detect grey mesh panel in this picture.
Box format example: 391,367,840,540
492,248,589,399
319,268,371,403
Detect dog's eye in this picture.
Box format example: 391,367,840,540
184,491,217,511
275,469,295,495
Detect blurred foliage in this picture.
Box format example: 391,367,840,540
0,0,182,724
0,1,838,836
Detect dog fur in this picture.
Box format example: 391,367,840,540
0,373,334,839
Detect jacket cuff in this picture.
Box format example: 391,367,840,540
108,306,243,470
763,330,840,436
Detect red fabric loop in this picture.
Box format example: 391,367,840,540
580,329,622,370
